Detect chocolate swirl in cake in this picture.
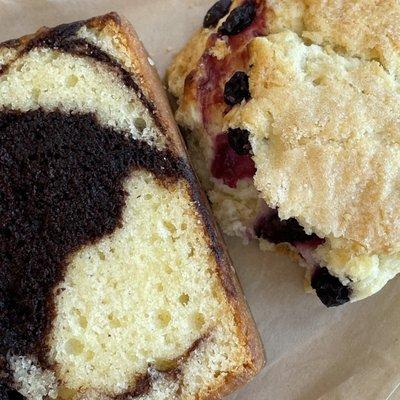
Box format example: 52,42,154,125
0,15,245,399
1,16,158,120
0,109,183,398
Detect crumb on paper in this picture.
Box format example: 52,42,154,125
166,46,174,53
147,56,155,66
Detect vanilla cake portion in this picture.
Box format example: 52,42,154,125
0,14,264,400
168,0,400,306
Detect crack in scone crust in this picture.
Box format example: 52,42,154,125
167,0,400,302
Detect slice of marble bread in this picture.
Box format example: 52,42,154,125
0,13,264,400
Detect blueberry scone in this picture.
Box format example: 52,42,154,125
0,14,264,400
168,0,400,307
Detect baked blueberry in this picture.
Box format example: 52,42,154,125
219,1,256,36
311,267,350,307
203,0,232,28
227,128,252,155
0,385,24,400
254,209,321,245
8,390,24,400
224,71,251,106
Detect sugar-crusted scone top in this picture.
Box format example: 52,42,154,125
302,0,400,77
169,0,400,99
230,1,400,297
224,1,400,247
228,31,400,254
226,34,400,304
168,0,400,299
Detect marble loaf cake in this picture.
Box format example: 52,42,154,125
0,13,264,400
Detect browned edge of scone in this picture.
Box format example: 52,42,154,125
0,11,265,399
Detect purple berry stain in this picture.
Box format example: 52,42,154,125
211,133,255,187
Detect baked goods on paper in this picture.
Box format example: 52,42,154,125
0,13,264,400
168,0,400,307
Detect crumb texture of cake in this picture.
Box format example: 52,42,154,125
0,13,263,400
49,174,244,396
0,47,164,149
167,0,400,305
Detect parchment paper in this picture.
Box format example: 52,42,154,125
1,1,400,399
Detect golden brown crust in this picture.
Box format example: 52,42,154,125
86,13,187,157
167,28,211,101
98,14,265,397
186,163,265,399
